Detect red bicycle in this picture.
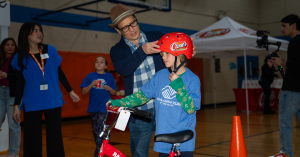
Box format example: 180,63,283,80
98,105,194,157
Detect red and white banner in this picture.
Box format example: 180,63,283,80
237,28,256,36
196,28,230,38
241,79,283,89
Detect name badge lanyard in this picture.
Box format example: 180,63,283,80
29,49,45,81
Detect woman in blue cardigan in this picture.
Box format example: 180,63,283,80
11,22,80,157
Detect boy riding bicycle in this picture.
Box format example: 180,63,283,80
107,32,201,157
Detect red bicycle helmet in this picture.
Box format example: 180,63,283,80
157,32,193,59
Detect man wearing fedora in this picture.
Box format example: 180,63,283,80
109,3,196,157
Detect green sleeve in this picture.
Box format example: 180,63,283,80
169,77,196,114
109,90,150,108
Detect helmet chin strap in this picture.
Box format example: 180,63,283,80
168,56,188,73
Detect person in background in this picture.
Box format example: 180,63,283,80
0,38,20,157
270,14,300,157
81,56,116,157
116,74,124,96
11,22,80,157
259,55,277,114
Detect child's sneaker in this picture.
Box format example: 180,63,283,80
269,151,291,157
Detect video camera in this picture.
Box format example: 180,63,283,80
256,30,285,78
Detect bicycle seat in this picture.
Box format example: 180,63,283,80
154,130,194,144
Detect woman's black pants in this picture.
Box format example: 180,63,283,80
23,107,65,157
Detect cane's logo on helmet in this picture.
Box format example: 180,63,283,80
196,28,230,38
170,41,188,51
161,86,176,99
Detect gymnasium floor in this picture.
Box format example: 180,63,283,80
1,104,300,157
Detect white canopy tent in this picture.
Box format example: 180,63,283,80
189,16,289,115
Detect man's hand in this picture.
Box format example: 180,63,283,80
191,38,196,57
271,56,284,66
142,41,161,55
169,72,179,82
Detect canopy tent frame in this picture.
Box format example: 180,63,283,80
190,16,288,114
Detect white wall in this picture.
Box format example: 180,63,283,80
9,0,262,53
259,0,300,36
202,57,238,104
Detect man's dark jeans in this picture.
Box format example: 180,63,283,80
128,108,155,157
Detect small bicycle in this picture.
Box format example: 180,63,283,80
98,104,194,157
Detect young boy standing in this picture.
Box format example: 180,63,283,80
108,32,201,157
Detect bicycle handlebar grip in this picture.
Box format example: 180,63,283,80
134,109,151,118
107,104,121,114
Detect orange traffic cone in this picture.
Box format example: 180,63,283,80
229,116,247,157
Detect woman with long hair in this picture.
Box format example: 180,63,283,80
0,38,20,157
11,22,80,157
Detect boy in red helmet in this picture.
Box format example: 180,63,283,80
107,32,201,157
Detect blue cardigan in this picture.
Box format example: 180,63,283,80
110,30,165,96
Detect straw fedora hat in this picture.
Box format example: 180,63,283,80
109,4,136,28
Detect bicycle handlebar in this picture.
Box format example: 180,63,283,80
132,108,151,118
106,104,151,118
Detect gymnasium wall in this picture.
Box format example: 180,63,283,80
7,0,297,118
259,0,300,37
57,51,204,119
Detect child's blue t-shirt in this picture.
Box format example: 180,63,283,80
80,72,116,113
141,68,201,154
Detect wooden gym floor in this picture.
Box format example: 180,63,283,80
3,104,300,157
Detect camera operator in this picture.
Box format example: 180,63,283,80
270,14,300,157
259,55,277,115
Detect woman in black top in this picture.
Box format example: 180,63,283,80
0,38,20,157
12,22,80,157
259,55,277,114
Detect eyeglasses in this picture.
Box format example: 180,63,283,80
118,19,138,32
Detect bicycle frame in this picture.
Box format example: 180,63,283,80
169,151,178,157
168,143,181,157
98,105,182,157
98,106,127,157
99,139,126,157
99,139,179,157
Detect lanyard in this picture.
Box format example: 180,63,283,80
29,48,44,81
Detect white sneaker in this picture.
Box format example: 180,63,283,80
269,151,291,157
